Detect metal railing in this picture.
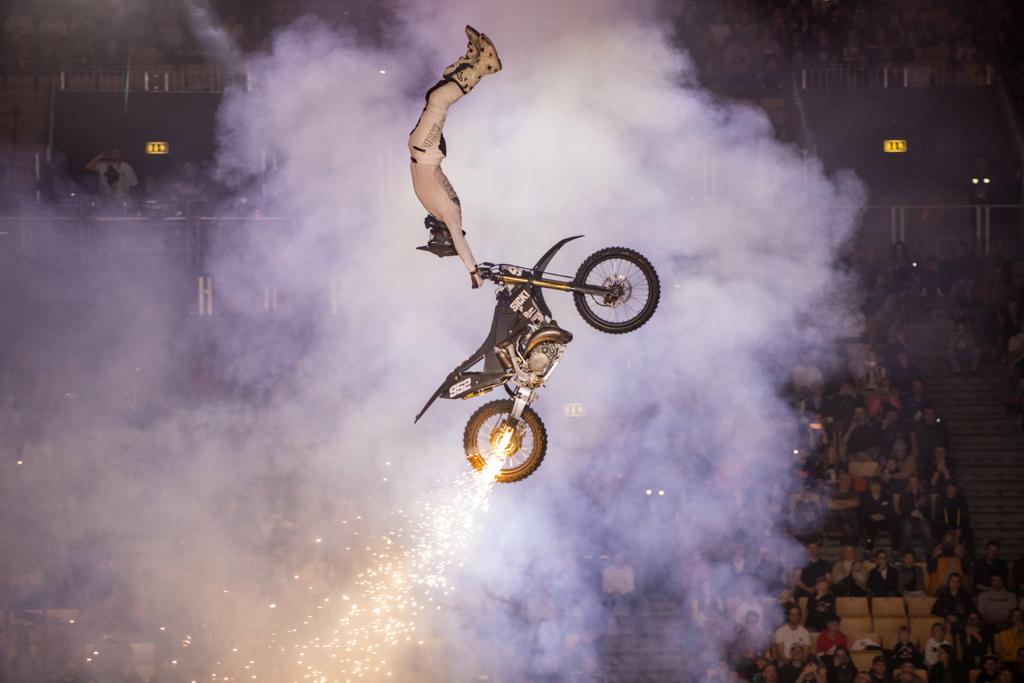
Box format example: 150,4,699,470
855,204,1023,256
58,66,249,93
2,204,1020,264
800,63,994,90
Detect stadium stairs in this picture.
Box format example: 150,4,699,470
902,298,1024,560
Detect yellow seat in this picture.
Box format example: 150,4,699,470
872,597,907,617
970,670,980,683
841,617,874,639
906,596,936,616
837,597,870,617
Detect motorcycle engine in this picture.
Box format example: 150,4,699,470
526,341,563,377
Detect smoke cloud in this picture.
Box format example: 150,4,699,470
3,1,866,681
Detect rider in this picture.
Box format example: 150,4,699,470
408,26,501,289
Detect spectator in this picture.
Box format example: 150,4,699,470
869,655,893,683
775,604,812,660
817,615,849,659
931,572,975,629
795,541,833,598
867,385,901,422
881,438,916,488
902,380,932,427
708,12,732,46
826,472,861,544
832,545,869,598
923,622,953,668
85,148,139,199
887,624,922,669
868,550,901,597
896,476,934,556
730,609,772,671
947,320,980,375
758,55,788,96
897,550,927,596
917,255,943,296
9,631,38,682
171,161,208,202
757,662,781,683
995,610,1024,662
927,643,958,683
828,646,858,683
810,445,845,487
828,382,862,433
975,655,1001,683
912,408,948,477
928,532,968,594
890,352,924,395
960,611,994,672
807,575,838,631
978,576,1016,630
880,327,911,374
843,406,881,460
876,406,908,461
997,665,1017,683
779,646,820,683
933,482,970,542
602,552,645,635
926,448,955,491
894,662,925,683
974,541,1010,592
943,241,981,306
860,479,897,552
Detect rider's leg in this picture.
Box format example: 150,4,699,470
408,80,464,166
410,162,476,272
408,32,501,285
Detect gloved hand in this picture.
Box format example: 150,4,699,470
470,268,483,289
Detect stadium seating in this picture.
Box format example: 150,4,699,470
906,596,937,616
873,617,909,646
872,597,907,617
909,617,940,647
837,597,870,617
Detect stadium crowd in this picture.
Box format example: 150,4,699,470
594,235,1024,683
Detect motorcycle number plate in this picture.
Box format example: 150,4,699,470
449,378,472,397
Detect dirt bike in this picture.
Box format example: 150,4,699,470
415,236,660,483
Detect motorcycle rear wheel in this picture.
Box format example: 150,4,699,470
573,247,660,334
463,400,548,483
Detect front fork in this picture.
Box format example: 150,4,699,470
507,386,534,425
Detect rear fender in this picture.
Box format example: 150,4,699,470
531,235,583,319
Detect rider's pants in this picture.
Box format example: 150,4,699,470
409,80,477,273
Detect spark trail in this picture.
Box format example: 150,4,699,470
229,457,505,682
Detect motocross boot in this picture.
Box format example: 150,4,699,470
416,215,458,258
447,32,501,94
442,25,483,78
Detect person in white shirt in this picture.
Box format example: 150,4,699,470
602,553,635,596
86,148,138,199
601,553,645,636
774,604,812,660
923,622,952,667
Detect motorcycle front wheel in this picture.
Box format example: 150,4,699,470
573,247,660,334
463,400,548,483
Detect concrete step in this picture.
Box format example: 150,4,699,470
947,420,1022,436
949,435,1024,450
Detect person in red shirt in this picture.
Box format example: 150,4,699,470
818,615,850,660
